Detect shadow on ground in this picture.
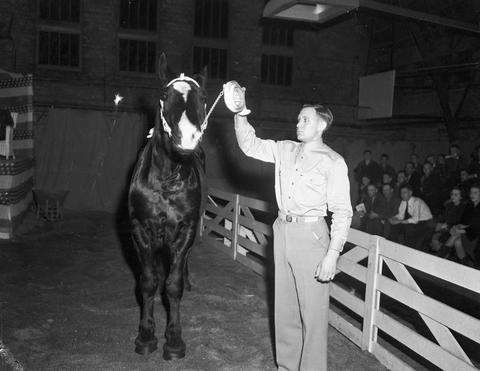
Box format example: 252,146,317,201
0,211,385,371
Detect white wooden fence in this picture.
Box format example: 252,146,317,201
200,187,480,370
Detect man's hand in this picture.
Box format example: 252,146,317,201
389,216,401,225
369,211,379,219
315,250,340,282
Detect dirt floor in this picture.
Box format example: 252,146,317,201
0,211,385,371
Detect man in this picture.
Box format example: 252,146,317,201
389,184,433,249
405,162,421,196
361,183,386,235
234,101,352,371
354,149,382,187
410,153,421,174
380,183,401,238
379,153,396,181
419,161,442,216
445,144,467,187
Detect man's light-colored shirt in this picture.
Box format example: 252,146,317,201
234,116,353,252
395,196,433,224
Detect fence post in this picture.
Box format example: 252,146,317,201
361,235,382,352
232,193,240,260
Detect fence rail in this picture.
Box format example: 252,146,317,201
200,186,480,370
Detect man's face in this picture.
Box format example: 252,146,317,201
382,185,393,198
423,163,432,175
397,172,406,183
450,146,459,156
470,187,480,203
405,163,414,175
296,107,324,143
364,151,371,161
367,185,377,198
400,188,412,201
460,171,469,182
427,155,435,164
450,189,461,204
382,173,392,184
361,176,370,186
411,154,418,163
381,156,387,165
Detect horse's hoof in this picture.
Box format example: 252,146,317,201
163,343,186,360
135,336,158,355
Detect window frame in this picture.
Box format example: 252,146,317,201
36,0,82,71
192,0,230,81
117,1,158,76
260,23,294,87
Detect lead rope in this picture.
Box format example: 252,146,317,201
200,89,224,134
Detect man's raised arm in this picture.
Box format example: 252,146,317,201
234,114,278,163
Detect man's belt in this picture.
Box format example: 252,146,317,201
278,211,323,223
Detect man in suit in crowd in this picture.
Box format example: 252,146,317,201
389,184,433,249
405,162,421,196
380,183,401,238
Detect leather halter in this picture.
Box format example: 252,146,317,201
155,73,223,140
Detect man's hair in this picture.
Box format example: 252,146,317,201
380,153,389,159
303,104,333,131
382,182,393,189
364,149,372,154
400,184,413,192
470,183,480,191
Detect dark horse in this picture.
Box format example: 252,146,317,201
128,54,207,360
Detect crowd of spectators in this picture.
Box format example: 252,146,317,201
351,144,480,268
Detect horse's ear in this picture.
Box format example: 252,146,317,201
157,53,168,81
195,65,208,89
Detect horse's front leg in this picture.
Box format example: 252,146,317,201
132,226,160,355
163,223,196,360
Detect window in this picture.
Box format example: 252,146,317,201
118,0,157,74
37,0,81,69
38,31,80,67
194,0,228,39
193,46,227,79
261,54,292,86
39,0,80,22
261,24,294,86
193,0,229,78
262,24,293,47
120,0,157,31
119,39,156,73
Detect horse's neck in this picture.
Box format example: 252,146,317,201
150,132,194,176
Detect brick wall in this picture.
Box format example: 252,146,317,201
0,0,369,125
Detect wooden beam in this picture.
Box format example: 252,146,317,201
263,0,480,34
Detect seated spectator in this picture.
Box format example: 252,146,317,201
405,162,421,196
431,187,466,255
354,150,382,188
458,169,474,197
380,183,401,238
361,184,386,235
410,153,421,174
420,161,443,216
382,173,394,187
435,154,447,179
357,175,371,204
388,184,433,249
395,171,407,196
467,145,480,179
443,184,480,267
426,153,436,169
445,144,467,187
379,153,396,181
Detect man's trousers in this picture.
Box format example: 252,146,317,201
273,217,330,371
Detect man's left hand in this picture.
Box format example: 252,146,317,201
315,250,340,282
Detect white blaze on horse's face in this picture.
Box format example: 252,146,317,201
172,81,191,102
177,111,202,150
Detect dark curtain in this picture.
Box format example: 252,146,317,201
35,108,149,212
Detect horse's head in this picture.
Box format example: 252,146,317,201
156,54,207,152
